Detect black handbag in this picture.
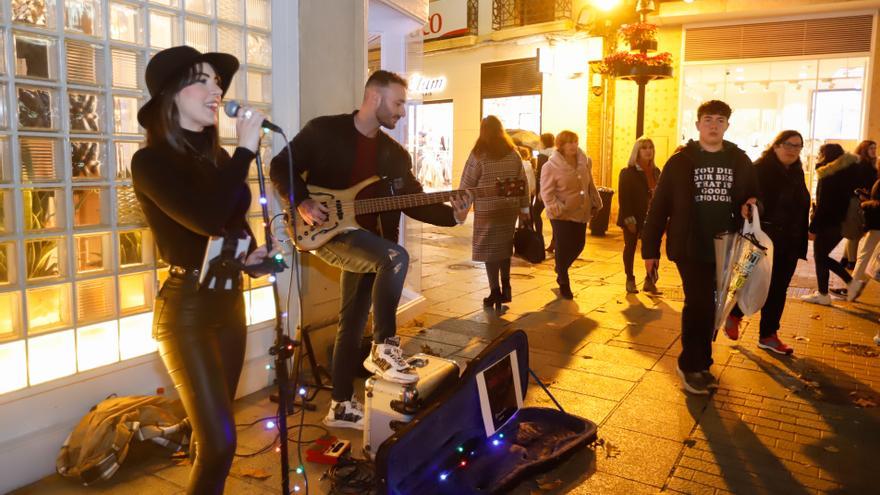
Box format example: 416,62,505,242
514,220,545,264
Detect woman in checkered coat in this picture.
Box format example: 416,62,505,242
459,116,531,308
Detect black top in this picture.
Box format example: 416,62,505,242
269,112,456,244
616,163,660,229
131,128,256,269
753,152,811,259
864,179,880,231
810,153,860,234
641,139,758,263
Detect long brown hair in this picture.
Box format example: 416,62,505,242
760,130,803,163
854,139,876,164
143,62,223,160
471,115,515,160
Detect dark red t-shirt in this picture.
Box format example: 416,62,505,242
349,131,379,186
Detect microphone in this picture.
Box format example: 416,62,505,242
223,100,283,133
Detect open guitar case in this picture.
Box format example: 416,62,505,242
375,329,598,494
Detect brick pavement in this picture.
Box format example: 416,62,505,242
14,221,880,494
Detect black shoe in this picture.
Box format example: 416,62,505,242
483,289,501,308
626,277,638,294
559,284,574,299
501,282,512,303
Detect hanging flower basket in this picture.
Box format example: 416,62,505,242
597,52,673,81
620,22,659,53
629,39,658,53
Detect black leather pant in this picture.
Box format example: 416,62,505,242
153,274,247,495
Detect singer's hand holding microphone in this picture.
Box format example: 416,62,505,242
223,100,283,153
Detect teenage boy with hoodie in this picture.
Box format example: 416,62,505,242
641,100,758,395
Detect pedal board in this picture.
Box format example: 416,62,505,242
305,436,351,465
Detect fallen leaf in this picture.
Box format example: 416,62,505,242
536,479,563,491
232,467,272,480
581,355,593,360
595,309,606,313
794,335,810,342
683,439,697,447
412,318,425,327
809,314,821,320
420,344,439,356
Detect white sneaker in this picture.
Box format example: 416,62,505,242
800,291,831,306
846,279,867,302
323,400,364,430
363,336,418,384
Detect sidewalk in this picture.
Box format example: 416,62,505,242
14,222,880,494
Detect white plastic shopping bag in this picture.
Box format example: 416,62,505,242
734,205,774,315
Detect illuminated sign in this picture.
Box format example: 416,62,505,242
409,74,447,95
423,0,468,40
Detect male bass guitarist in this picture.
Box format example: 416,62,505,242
269,70,472,430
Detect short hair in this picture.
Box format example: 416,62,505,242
555,130,578,149
627,137,655,168
697,100,732,120
540,133,555,149
365,70,408,90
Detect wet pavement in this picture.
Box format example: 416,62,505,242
14,221,880,494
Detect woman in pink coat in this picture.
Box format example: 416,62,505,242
540,131,602,299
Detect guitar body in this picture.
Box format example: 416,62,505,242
290,177,384,252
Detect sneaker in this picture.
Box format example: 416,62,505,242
626,277,638,294
758,335,794,355
363,336,418,384
701,370,720,389
676,365,710,395
829,287,848,299
643,277,661,294
723,314,741,341
847,279,867,302
799,291,831,306
323,400,364,430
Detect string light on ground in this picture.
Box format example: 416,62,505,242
266,420,275,429
259,197,268,205
299,387,307,396
295,465,304,475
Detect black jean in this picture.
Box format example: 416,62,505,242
532,197,545,235
813,228,852,293
313,230,409,402
676,260,716,373
732,247,799,339
550,219,587,286
485,258,511,291
153,274,247,495
622,227,640,278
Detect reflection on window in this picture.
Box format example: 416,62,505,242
65,0,102,37
115,141,141,179
119,230,144,267
20,138,60,182
23,189,62,231
77,277,115,324
76,233,109,273
69,92,101,132
18,86,58,130
26,284,71,333
73,187,106,227
71,140,103,179
14,33,55,80
12,0,54,28
66,40,103,85
113,95,139,134
110,2,142,44
28,330,77,385
25,238,63,280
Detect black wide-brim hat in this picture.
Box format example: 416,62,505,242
137,46,239,127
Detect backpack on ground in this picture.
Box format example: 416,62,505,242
56,395,189,485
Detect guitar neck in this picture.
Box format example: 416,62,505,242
354,184,499,215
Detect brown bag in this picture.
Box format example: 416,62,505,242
56,395,188,485
842,196,866,240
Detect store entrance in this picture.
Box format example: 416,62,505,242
408,100,454,192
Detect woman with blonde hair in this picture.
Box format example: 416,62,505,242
459,116,530,308
617,137,661,294
540,131,602,299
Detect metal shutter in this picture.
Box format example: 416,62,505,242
481,57,542,98
685,15,873,61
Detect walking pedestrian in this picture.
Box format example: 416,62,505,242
617,137,661,294
535,133,555,247
540,131,602,299
847,172,880,302
840,140,877,269
722,130,810,355
800,144,855,305
459,116,531,308
642,100,758,395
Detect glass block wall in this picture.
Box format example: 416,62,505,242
0,0,275,395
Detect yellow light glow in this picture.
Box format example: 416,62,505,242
119,272,151,313
77,321,120,371
593,0,621,11
119,312,157,360
26,284,71,334
0,340,27,394
1,291,20,341
246,286,276,325
28,330,76,385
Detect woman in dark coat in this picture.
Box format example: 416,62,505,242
617,137,661,294
723,130,810,355
800,143,855,306
459,116,530,308
842,140,878,268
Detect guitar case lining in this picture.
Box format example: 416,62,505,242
375,330,598,494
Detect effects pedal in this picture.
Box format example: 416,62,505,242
306,436,351,465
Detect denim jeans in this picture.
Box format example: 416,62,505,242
550,219,587,287
313,229,410,401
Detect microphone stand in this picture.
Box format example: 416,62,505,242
251,130,299,495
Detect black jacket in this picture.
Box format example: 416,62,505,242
616,163,660,229
809,153,860,234
753,152,811,259
864,179,880,231
269,112,457,243
854,157,878,191
641,140,758,262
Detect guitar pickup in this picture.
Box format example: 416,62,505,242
336,200,343,219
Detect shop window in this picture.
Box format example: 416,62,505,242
408,101,454,191
482,95,541,135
